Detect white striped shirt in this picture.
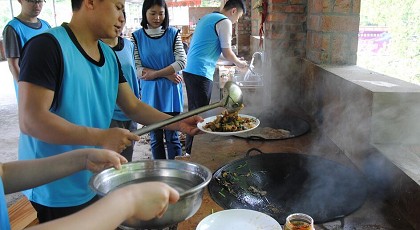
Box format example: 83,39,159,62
131,26,187,75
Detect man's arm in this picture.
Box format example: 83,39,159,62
18,82,137,152
6,58,19,82
217,20,247,68
221,48,247,68
3,26,21,81
18,82,103,146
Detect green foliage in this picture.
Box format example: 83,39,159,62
0,2,13,34
1,16,10,30
201,0,220,7
359,0,420,84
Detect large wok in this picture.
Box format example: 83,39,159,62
207,148,368,224
232,115,310,140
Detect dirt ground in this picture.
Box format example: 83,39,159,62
0,60,22,207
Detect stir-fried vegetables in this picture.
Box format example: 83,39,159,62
203,110,257,132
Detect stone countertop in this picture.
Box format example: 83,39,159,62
324,65,420,93
177,126,414,229
301,62,420,186
373,144,420,185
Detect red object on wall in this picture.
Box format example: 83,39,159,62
259,0,267,48
166,0,201,7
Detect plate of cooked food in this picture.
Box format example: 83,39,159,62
197,111,260,136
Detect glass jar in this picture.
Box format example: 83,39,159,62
283,213,314,230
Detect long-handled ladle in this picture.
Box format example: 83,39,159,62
132,81,243,136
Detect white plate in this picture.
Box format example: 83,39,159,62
196,209,282,230
197,114,260,136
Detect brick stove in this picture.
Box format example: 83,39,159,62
176,0,419,228
177,105,414,229
177,57,419,229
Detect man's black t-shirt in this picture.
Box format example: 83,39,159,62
19,24,126,109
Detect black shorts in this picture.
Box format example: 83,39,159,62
30,196,99,223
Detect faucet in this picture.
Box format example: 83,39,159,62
249,52,263,74
244,52,264,82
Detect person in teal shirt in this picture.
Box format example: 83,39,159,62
182,0,248,155
103,12,140,162
17,0,202,222
2,0,51,100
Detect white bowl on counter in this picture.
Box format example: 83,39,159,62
196,209,282,230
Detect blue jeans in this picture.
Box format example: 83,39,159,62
150,112,182,159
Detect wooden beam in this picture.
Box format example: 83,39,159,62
7,197,38,230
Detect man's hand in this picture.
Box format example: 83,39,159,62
99,128,140,153
235,59,248,69
175,115,203,136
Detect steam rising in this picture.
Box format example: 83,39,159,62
234,43,420,224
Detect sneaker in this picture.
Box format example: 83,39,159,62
179,133,186,142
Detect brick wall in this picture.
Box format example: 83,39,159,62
256,0,307,59
188,4,251,57
188,7,219,25
251,0,360,65
306,0,360,64
256,0,361,117
237,0,252,57
218,0,361,64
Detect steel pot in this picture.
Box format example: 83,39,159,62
89,160,212,229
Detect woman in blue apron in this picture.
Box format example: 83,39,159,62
131,0,187,159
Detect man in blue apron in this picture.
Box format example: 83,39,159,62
183,0,248,155
2,0,51,100
17,0,202,222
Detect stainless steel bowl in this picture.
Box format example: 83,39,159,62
89,160,212,229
